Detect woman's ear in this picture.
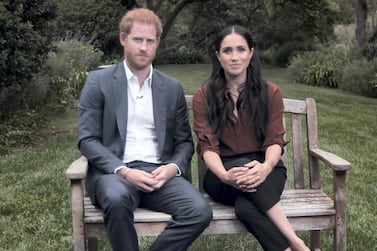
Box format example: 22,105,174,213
249,48,254,60
215,51,220,60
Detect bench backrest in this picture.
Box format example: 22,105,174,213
184,95,320,192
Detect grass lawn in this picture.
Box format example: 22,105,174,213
1,64,376,250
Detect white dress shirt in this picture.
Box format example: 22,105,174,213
114,60,182,176
115,61,182,176
122,61,160,164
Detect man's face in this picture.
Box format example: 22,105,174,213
120,21,159,71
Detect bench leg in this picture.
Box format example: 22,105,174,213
334,170,347,251
71,180,86,251
310,230,321,250
87,237,98,251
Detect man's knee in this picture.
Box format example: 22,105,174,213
187,197,213,227
197,200,213,224
101,188,134,213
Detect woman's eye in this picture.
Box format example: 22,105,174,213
237,47,246,52
222,48,232,54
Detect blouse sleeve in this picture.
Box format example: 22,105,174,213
192,87,220,157
261,82,286,151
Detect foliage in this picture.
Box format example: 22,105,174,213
0,37,101,154
363,41,377,60
0,0,57,115
333,24,356,48
0,109,48,155
53,0,340,65
288,22,377,97
331,0,356,24
54,0,127,57
267,41,314,66
259,0,339,66
179,0,336,66
155,48,205,65
287,45,350,88
335,59,377,98
43,37,103,106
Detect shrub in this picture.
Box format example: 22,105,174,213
288,45,350,87
270,41,314,67
0,37,102,153
45,37,103,78
333,24,355,49
0,110,47,155
43,38,103,106
336,59,377,98
0,0,57,115
62,71,89,102
364,42,377,60
155,48,205,65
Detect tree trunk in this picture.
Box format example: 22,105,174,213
355,0,368,59
368,24,377,43
159,0,209,42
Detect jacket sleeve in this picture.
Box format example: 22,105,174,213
161,83,194,177
77,70,124,174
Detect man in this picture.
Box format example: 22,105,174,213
77,8,212,251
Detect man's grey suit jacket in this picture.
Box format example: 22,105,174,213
77,62,194,204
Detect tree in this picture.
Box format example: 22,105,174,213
354,0,377,59
355,0,368,59
54,0,127,57
0,0,57,115
53,0,340,64
154,0,339,65
54,0,211,58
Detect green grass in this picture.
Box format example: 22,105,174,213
1,64,376,250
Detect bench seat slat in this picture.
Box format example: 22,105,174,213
83,188,335,225
84,197,172,223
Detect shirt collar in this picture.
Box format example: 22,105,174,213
123,60,153,87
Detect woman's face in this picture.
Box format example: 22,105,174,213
216,33,253,79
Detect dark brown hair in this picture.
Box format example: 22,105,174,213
206,25,268,142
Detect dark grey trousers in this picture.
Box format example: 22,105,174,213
94,163,212,251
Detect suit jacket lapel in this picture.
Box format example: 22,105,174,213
152,72,166,154
112,62,128,145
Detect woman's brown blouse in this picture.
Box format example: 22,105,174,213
192,81,286,157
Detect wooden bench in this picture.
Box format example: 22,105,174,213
66,95,351,251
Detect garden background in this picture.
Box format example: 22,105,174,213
1,0,377,250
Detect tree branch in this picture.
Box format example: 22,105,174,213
161,0,210,41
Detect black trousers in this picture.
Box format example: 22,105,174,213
203,152,290,251
94,162,212,251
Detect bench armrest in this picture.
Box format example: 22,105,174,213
65,156,88,180
66,156,88,249
310,148,351,172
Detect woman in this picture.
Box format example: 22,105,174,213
192,25,310,251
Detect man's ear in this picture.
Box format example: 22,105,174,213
119,32,127,46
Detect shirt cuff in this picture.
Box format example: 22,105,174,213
114,165,126,174
169,163,182,176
